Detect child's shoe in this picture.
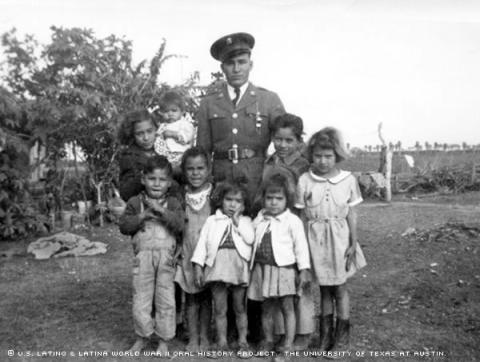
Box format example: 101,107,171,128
199,336,210,351
185,339,200,353
293,334,312,351
330,318,350,350
317,314,334,351
257,339,275,351
128,336,149,352
276,344,293,362
274,335,285,352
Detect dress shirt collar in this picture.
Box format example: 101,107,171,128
267,150,303,166
227,82,249,104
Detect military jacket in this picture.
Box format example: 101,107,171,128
196,82,285,155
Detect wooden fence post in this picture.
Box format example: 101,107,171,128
378,123,392,202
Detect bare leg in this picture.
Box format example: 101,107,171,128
320,286,334,316
260,299,276,349
232,286,248,347
185,293,199,351
331,284,351,350
211,283,228,348
279,296,295,351
199,289,212,349
334,284,349,319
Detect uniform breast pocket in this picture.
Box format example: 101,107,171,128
209,112,229,142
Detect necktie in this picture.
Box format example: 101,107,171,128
232,87,240,107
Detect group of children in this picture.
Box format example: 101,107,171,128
117,92,367,356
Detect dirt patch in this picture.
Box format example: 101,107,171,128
1,193,480,361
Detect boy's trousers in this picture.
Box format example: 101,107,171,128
132,248,176,340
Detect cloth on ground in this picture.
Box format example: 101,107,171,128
27,232,107,259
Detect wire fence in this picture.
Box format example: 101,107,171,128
343,149,480,176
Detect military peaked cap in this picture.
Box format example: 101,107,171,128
210,32,255,62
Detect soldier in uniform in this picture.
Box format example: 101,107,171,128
196,32,285,207
196,32,286,346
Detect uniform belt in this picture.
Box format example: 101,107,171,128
214,147,262,161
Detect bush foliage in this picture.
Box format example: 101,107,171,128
0,27,200,240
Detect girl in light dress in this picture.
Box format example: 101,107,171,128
248,173,311,355
174,147,213,352
296,127,367,351
259,113,315,351
191,179,254,353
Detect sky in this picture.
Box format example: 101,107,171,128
1,0,480,148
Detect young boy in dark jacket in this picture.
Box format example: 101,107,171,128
120,155,185,355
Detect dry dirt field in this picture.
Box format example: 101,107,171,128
1,193,479,362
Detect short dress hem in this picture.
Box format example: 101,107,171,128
247,263,297,301
204,248,250,287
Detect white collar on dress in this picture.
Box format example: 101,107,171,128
185,183,212,211
308,169,351,184
214,209,231,220
258,208,291,222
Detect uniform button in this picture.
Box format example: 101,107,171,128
232,128,238,134
232,113,238,119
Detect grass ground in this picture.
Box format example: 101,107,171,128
1,193,479,362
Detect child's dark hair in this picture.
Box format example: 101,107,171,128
117,109,157,145
142,155,173,178
180,146,211,174
211,177,250,215
270,113,304,141
261,173,294,210
307,127,349,163
160,91,185,112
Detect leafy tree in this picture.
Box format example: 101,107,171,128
1,26,189,229
0,85,51,239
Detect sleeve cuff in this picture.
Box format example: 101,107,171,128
348,197,363,207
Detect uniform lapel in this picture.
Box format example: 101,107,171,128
213,84,233,113
236,83,257,111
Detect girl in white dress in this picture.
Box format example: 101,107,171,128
191,179,254,352
296,127,366,352
248,173,311,354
